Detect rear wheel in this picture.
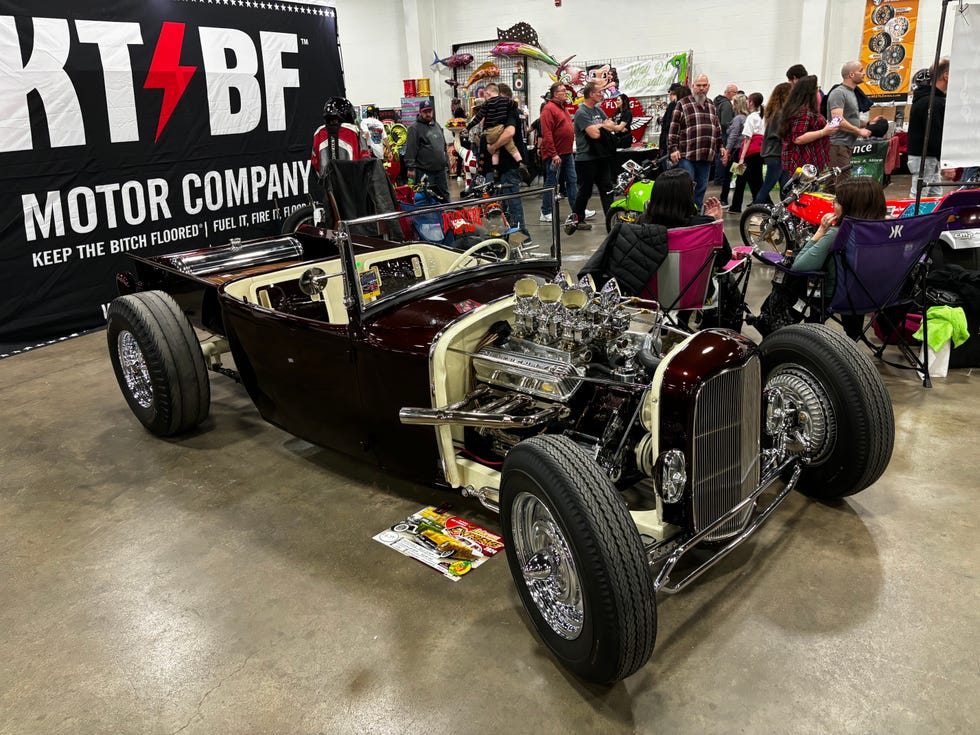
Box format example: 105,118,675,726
605,207,640,233
106,291,210,437
281,204,315,234
500,435,656,683
740,205,791,253
760,324,894,498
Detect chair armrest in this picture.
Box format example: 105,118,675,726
750,250,784,267
775,265,824,278
718,258,749,275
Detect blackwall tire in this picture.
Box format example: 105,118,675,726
605,207,639,233
106,291,210,437
500,435,656,683
740,205,791,253
282,204,315,234
760,324,894,498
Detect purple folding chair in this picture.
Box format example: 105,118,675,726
826,211,948,386
639,221,724,330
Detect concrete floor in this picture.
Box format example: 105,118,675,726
1,178,978,734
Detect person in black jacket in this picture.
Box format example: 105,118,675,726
638,168,731,262
405,103,450,200
713,84,737,184
639,168,738,328
613,93,634,149
907,59,949,198
485,104,533,240
658,83,687,159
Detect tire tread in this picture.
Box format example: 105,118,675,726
106,291,209,436
502,435,656,682
761,323,894,496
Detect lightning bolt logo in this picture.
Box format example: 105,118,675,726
143,23,197,142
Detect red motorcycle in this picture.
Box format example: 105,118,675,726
739,164,944,254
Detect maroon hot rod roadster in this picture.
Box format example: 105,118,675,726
106,187,894,683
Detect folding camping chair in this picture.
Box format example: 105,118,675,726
638,221,747,331
818,211,948,386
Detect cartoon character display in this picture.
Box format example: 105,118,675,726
667,52,689,86
550,56,587,91
586,64,619,97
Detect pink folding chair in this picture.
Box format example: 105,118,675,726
638,221,725,328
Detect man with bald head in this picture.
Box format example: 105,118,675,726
668,74,725,210
826,60,884,190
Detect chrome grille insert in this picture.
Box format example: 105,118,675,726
692,356,761,541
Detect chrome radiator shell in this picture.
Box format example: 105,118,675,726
691,356,762,542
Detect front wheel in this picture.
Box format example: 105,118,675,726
106,291,210,437
740,205,791,253
500,435,656,683
760,324,894,498
605,207,640,233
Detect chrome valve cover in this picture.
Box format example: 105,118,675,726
472,338,587,402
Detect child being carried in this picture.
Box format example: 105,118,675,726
467,83,526,173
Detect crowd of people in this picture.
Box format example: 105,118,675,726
309,55,970,338
313,56,966,218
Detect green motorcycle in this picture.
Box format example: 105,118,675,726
605,154,671,231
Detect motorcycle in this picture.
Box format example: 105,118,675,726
739,164,944,254
399,175,525,253
604,153,671,232
458,175,531,248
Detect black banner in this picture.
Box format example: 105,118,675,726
0,0,344,342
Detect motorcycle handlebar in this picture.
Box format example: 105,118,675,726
648,152,673,172
820,164,852,180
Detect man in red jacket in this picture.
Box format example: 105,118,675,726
538,83,579,223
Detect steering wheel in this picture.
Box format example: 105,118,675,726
446,238,511,272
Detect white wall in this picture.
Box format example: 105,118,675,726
329,0,960,120
330,0,412,109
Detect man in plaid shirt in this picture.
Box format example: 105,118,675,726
668,75,727,210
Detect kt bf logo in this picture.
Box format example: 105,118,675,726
0,16,302,152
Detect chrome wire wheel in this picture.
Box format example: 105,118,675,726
511,491,584,640
117,330,153,409
765,365,837,464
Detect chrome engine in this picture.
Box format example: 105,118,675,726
499,274,660,387
402,273,668,482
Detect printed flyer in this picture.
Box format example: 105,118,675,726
374,506,504,581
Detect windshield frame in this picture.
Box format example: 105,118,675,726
336,186,562,323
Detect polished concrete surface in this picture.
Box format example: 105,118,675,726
1,179,978,734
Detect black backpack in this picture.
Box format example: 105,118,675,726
927,266,980,368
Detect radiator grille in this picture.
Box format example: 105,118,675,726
692,356,761,541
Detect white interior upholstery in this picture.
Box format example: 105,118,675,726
221,242,483,325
